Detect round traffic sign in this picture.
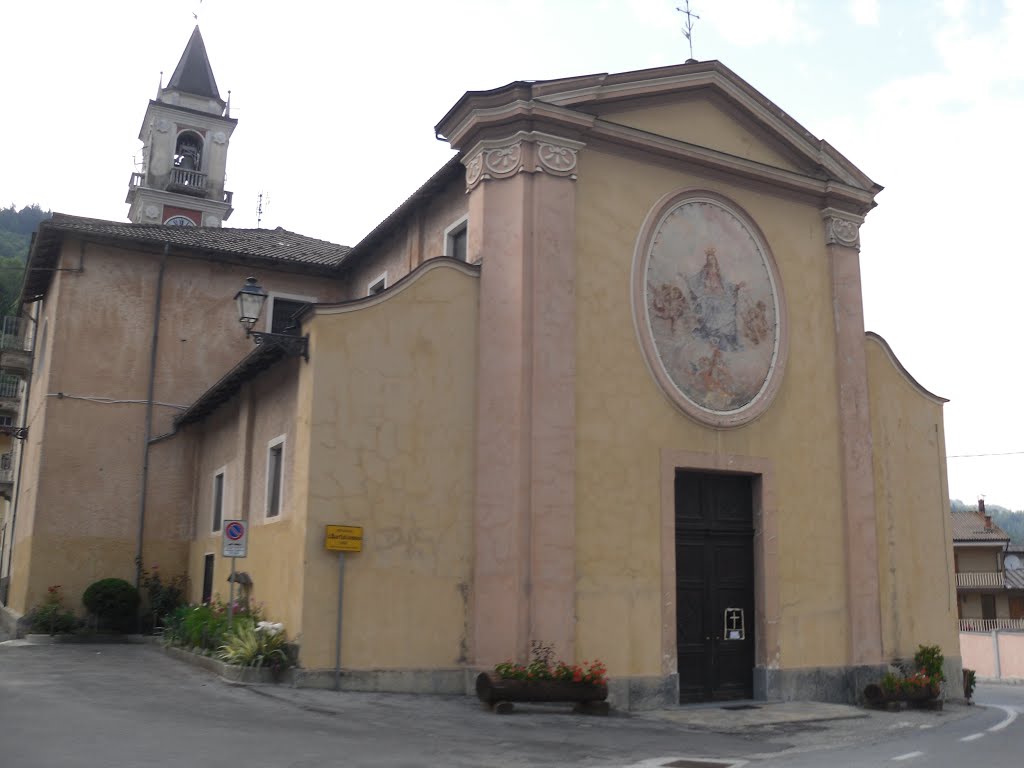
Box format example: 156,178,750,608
225,521,245,541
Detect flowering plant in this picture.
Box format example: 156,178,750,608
494,641,608,687
218,617,291,669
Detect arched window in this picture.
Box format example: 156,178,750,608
174,131,203,171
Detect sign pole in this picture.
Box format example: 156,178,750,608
228,556,236,630
335,551,345,692
221,520,247,630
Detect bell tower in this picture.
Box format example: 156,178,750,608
127,26,236,227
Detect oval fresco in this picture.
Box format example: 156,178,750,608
635,192,786,427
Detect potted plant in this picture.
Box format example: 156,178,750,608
476,642,609,714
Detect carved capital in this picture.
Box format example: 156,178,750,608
537,142,578,175
463,132,585,191
821,207,864,250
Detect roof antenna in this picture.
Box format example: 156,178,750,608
193,0,202,23
256,192,270,229
677,1,700,63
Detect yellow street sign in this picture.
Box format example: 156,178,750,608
326,525,363,552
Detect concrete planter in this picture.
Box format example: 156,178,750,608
163,644,295,685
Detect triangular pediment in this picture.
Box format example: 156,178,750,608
592,93,811,177
435,60,880,211
530,61,878,195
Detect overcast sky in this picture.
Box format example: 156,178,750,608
3,0,1023,509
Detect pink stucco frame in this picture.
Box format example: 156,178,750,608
632,189,789,429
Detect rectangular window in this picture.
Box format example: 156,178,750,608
444,217,468,261
212,470,224,532
367,273,387,296
0,415,12,428
202,554,215,605
267,439,284,518
270,298,307,335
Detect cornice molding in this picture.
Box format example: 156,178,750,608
440,87,876,212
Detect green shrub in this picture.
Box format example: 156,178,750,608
82,578,140,631
218,617,290,669
162,598,263,654
913,644,945,682
137,562,188,628
25,585,79,635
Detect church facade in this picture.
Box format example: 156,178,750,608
1,30,962,707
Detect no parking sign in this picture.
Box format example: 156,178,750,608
222,520,248,558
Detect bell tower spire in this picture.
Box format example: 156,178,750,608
126,26,236,227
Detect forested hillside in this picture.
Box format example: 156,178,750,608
951,498,1024,544
0,204,50,314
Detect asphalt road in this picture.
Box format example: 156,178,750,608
0,642,1021,768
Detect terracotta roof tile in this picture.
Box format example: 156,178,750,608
45,214,350,266
951,511,1011,541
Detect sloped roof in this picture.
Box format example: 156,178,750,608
951,511,1011,542
22,214,350,303
1005,569,1024,590
166,26,221,100
175,341,293,427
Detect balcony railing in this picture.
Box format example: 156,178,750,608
168,167,208,196
0,375,19,400
956,571,1005,588
960,619,1024,632
0,316,29,352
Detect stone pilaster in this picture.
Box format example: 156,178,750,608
465,132,583,666
822,206,883,666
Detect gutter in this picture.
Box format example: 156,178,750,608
135,243,168,588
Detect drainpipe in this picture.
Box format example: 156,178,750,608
3,300,39,593
135,244,168,588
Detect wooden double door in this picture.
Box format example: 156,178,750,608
675,470,756,703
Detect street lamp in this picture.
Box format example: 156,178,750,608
233,276,309,361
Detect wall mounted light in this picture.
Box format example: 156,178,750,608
234,276,309,361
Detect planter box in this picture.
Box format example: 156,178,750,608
475,672,609,715
864,683,941,710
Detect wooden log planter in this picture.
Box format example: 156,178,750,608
475,672,610,715
864,683,942,711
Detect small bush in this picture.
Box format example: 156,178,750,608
218,618,291,669
913,644,945,682
82,578,140,631
162,597,263,654
25,585,79,635
138,562,188,628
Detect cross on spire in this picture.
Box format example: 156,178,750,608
677,1,700,61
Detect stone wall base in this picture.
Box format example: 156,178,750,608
0,603,20,640
606,674,679,710
755,657,965,703
296,667,467,694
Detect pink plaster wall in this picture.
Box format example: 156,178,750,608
959,631,1024,679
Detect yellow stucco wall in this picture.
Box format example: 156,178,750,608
866,335,960,661
186,359,307,638
598,98,807,175
573,141,851,677
297,260,478,670
9,236,341,615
